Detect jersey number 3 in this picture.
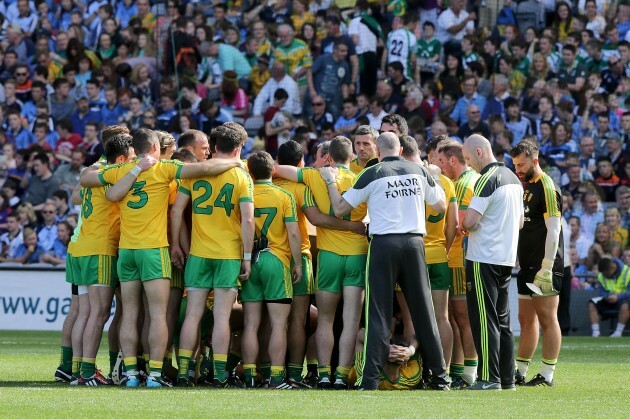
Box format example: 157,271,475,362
128,181,148,209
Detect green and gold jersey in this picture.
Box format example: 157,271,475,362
273,178,316,256
253,181,298,268
178,167,253,260
448,169,480,268
98,159,183,249
425,175,456,264
297,166,368,255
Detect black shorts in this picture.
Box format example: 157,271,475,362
517,267,563,297
591,299,622,316
71,284,78,296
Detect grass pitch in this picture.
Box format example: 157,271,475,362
0,332,629,417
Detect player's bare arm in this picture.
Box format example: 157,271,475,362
169,191,190,269
105,156,158,202
303,206,366,236
239,201,255,281
179,157,244,179
286,221,303,284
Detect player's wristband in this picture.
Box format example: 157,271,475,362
408,345,416,356
130,165,142,177
325,179,335,186
243,252,252,261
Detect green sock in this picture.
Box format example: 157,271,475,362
287,363,303,381
244,363,257,383
270,366,284,384
450,362,464,379
318,365,331,381
60,346,72,371
178,349,193,379
72,356,82,378
335,365,350,384
213,354,228,381
261,362,271,381
80,358,96,379
225,352,241,373
108,351,118,375
123,356,138,376
149,360,163,378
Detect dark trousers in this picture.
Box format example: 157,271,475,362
558,266,572,335
359,51,378,98
359,234,447,390
466,260,514,386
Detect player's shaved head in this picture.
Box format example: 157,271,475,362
376,132,401,159
248,151,274,180
132,128,159,155
463,134,495,173
329,136,353,165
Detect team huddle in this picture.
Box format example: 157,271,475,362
53,116,562,391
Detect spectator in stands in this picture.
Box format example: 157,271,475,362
53,148,85,191
31,124,53,152
558,45,587,98
200,40,251,84
54,118,82,162
482,74,511,121
220,70,249,119
587,223,622,271
3,79,23,112
22,153,60,210
366,98,387,131
120,94,145,132
50,78,76,122
273,23,313,87
588,257,630,337
70,96,102,137
458,104,490,139
606,207,628,248
334,98,359,137
36,202,58,251
307,40,351,119
264,89,292,158
578,135,598,176
1,180,20,212
80,122,103,166
576,190,606,241
6,24,35,65
615,186,630,228
253,60,301,117
320,15,358,93
595,157,621,202
437,0,475,57
504,98,533,145
449,76,487,125
6,110,34,150
51,190,71,224
570,215,593,263
7,227,45,264
0,213,23,262
40,220,72,266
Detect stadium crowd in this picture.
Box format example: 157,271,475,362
0,0,629,390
